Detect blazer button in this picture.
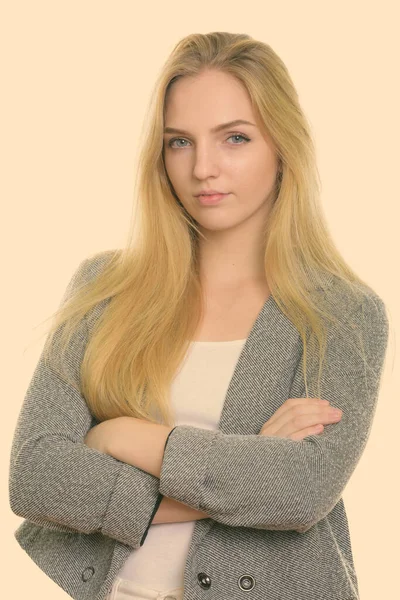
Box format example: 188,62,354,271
81,566,95,582
197,572,211,589
238,574,255,591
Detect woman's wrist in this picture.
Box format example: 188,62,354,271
153,496,210,524
105,416,173,477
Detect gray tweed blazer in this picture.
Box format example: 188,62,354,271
9,251,389,600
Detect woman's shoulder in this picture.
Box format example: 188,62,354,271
81,248,120,282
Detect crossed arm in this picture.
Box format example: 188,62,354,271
83,416,210,524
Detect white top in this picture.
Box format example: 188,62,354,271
115,338,247,589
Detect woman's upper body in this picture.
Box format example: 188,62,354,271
9,251,389,600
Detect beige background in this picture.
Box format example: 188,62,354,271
2,1,399,598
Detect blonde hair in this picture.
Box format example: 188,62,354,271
41,32,379,427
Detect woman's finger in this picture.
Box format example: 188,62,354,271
263,397,329,428
260,403,341,438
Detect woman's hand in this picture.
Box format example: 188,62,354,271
258,398,342,441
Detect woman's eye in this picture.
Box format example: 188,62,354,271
167,133,250,149
228,134,250,144
168,138,189,148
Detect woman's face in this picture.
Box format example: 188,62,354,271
163,69,280,234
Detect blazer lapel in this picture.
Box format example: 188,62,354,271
217,292,303,436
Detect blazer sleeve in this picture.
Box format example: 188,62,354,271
9,256,161,548
158,292,389,533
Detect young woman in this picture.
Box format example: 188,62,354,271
9,32,389,600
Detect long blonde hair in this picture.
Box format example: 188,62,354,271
41,32,379,427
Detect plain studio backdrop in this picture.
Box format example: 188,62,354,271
1,1,398,599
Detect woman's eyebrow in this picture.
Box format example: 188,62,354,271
163,119,257,135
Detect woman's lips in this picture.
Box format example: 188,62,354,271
198,193,229,205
